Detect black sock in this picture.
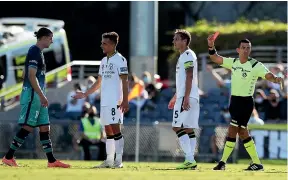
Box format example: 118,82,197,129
114,133,123,140
187,132,196,139
39,132,56,163
5,128,30,159
176,129,186,138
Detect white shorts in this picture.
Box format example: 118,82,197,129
172,97,199,128
100,105,123,126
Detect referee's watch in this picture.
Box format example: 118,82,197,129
208,46,216,55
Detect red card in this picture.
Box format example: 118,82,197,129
212,31,220,40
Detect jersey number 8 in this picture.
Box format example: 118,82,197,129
111,108,116,116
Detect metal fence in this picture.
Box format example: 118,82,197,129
0,120,237,163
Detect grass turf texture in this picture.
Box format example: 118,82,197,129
0,160,287,180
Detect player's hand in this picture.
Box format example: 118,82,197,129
168,98,176,109
40,95,48,107
182,97,190,111
72,92,86,99
207,32,219,48
119,100,129,113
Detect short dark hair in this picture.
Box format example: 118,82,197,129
175,29,191,46
238,39,251,47
102,32,119,45
34,27,52,39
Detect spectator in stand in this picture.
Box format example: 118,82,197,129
279,92,287,120
81,102,91,118
262,89,282,121
128,73,149,109
154,74,171,91
146,83,160,104
142,71,153,88
254,89,266,113
78,106,106,160
141,83,159,111
206,65,231,98
248,108,264,125
254,88,283,121
85,76,101,106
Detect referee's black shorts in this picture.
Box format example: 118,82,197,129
228,95,254,128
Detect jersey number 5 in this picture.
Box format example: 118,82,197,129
174,110,179,119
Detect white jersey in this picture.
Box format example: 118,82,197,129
98,52,128,106
175,48,199,101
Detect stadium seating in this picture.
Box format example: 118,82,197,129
48,88,232,125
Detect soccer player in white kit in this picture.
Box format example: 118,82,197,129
73,32,129,168
168,29,199,169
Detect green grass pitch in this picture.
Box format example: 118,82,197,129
0,160,287,180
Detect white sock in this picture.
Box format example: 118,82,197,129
188,131,196,162
177,130,193,161
114,133,124,162
190,138,196,161
106,138,115,162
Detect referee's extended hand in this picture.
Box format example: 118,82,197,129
275,77,284,90
182,97,190,111
275,77,283,84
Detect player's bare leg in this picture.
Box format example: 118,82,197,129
238,127,263,171
213,125,238,170
173,127,195,169
111,123,124,168
94,125,115,168
39,126,70,168
2,125,33,167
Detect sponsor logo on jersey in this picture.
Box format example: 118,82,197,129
29,60,38,64
109,63,114,70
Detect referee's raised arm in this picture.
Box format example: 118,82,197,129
207,33,224,65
